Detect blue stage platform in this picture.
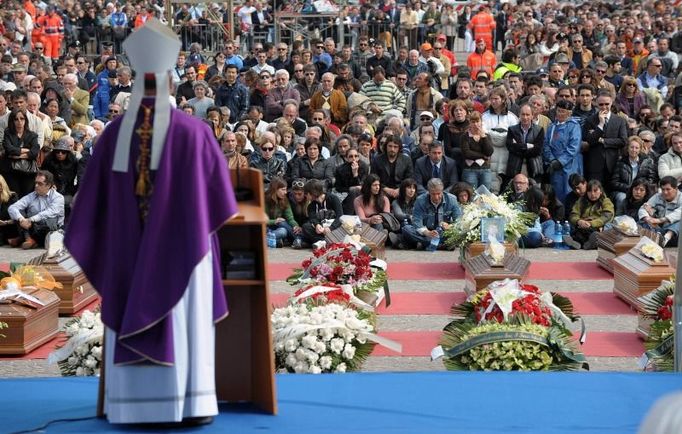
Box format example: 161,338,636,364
3,372,682,433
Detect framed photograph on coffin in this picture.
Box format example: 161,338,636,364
480,217,505,243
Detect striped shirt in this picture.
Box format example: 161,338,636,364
359,79,406,113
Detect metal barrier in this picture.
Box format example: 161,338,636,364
172,23,227,52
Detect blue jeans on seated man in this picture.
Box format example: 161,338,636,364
462,167,493,190
401,224,433,250
640,221,679,246
519,231,543,248
269,221,295,243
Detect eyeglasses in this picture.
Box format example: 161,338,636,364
359,43,368,46
581,75,591,79
433,47,442,50
642,138,654,143
626,83,636,87
292,180,306,188
316,46,324,49
34,46,43,50
261,147,274,152
598,102,611,106
109,109,119,114
305,72,315,76
652,64,663,68
596,69,606,74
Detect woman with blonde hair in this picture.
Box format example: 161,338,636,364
0,175,18,245
615,76,647,119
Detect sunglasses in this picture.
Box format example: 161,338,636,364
598,102,611,106
626,83,636,87
305,72,315,76
54,150,69,154
261,147,274,152
596,69,606,74
292,180,305,188
109,109,119,114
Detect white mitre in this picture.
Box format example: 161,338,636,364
112,18,181,173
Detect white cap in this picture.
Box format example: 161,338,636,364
419,111,434,119
112,18,181,173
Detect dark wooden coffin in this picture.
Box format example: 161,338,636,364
29,252,98,315
0,287,60,355
462,253,531,296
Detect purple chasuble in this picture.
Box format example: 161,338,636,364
65,107,238,365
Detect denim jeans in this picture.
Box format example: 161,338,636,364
612,192,627,216
401,224,432,249
519,231,543,248
541,220,555,239
268,221,295,242
462,168,493,190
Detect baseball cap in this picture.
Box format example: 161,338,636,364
421,42,433,51
475,37,486,45
419,111,434,120
536,67,549,76
633,38,643,43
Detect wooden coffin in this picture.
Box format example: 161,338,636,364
29,252,98,315
461,242,518,264
0,287,60,355
637,316,653,340
612,248,675,311
326,224,387,259
596,227,661,274
462,253,531,296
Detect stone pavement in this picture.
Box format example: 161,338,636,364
0,244,649,377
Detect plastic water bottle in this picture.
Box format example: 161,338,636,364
266,230,277,249
553,221,563,249
403,218,409,228
563,221,572,239
427,234,440,252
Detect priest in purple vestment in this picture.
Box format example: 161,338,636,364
64,18,238,425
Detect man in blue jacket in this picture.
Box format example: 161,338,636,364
543,99,583,202
402,178,462,250
215,64,249,124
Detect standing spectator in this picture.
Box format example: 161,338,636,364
582,92,628,190
295,64,320,122
414,141,458,195
63,73,89,127
506,105,545,187
466,38,496,79
3,108,39,198
214,64,249,124
461,111,493,190
615,76,647,119
543,99,583,202
466,4,495,52
109,3,128,54
637,57,668,100
657,133,682,183
366,41,393,78
93,56,117,119
611,136,656,215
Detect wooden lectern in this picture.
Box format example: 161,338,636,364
214,168,277,414
97,168,276,417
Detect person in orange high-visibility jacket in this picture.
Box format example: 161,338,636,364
466,38,497,79
32,8,47,49
467,4,495,52
43,6,64,60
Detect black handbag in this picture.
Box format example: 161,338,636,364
11,159,38,174
380,212,401,232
